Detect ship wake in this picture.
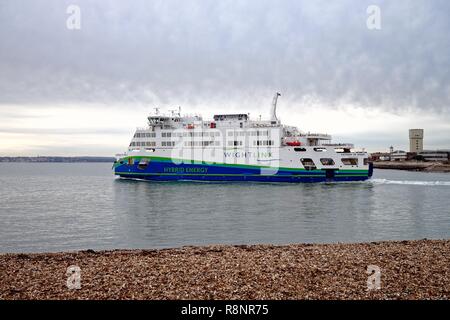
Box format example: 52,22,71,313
370,178,450,186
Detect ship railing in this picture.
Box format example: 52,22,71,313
115,153,127,159
322,143,355,148
299,133,332,139
250,123,280,128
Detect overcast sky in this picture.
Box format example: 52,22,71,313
1,0,449,156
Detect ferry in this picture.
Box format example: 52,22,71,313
113,93,373,182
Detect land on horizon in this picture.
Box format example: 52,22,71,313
0,156,115,163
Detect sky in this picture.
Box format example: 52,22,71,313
1,0,449,156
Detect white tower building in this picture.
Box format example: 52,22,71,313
409,129,424,153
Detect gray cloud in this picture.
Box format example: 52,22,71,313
1,0,450,113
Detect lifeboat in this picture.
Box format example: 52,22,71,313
286,141,301,146
187,124,195,129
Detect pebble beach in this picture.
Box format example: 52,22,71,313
1,239,449,300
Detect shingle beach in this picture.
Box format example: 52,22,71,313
1,239,449,300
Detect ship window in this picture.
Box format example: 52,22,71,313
320,158,335,166
294,148,306,152
342,158,358,166
137,158,149,170
364,158,369,165
300,158,317,170
314,147,327,152
162,141,175,147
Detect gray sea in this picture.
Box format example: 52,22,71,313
0,163,449,253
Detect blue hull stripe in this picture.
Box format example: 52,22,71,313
114,160,370,183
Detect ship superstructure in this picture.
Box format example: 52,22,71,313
113,93,373,182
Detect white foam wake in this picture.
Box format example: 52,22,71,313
370,178,450,186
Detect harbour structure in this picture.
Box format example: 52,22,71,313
113,93,373,182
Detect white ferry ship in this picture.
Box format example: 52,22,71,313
113,93,373,182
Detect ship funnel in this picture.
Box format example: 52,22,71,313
270,92,281,121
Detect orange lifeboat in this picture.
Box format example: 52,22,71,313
286,141,301,146
187,124,195,129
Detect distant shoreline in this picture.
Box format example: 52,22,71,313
1,239,449,299
373,161,450,173
0,156,115,163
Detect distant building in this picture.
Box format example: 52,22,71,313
370,152,390,161
409,129,424,153
391,150,407,161
417,150,450,162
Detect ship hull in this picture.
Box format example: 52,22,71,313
114,157,372,183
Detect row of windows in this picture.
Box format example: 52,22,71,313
163,132,222,137
185,141,221,147
132,141,220,147
136,131,271,138
226,140,275,147
227,130,270,137
253,140,275,146
130,141,156,147
132,140,276,148
134,132,156,138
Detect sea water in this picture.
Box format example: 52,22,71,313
0,163,449,253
